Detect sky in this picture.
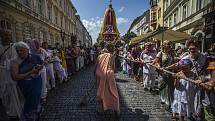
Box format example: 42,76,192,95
71,0,150,44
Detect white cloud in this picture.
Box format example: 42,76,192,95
82,17,103,44
118,6,125,13
117,17,129,24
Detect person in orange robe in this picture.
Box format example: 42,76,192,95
95,43,120,115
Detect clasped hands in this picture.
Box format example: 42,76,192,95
30,64,43,75
193,80,215,90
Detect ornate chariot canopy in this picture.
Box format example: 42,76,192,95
99,0,120,41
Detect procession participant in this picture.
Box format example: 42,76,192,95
65,46,73,76
80,46,85,69
95,42,120,116
42,42,56,89
70,45,77,74
57,47,68,81
182,38,208,120
171,59,195,121
10,41,43,121
194,61,215,121
127,47,134,78
122,48,128,74
139,42,157,91
90,47,95,63
28,39,49,100
0,31,23,120
74,44,81,71
52,51,68,83
153,40,175,112
131,46,141,81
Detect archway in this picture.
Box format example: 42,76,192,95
194,30,205,52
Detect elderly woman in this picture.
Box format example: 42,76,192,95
153,40,175,111
10,41,43,121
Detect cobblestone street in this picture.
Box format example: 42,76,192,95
39,65,171,121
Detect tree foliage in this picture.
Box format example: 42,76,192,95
122,32,137,44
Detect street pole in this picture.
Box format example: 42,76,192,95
161,0,165,51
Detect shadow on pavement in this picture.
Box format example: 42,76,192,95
94,77,149,121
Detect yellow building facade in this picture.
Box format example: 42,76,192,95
150,0,158,31
0,0,77,47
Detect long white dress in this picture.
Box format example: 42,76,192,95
53,56,67,83
172,77,195,117
45,50,56,89
0,44,23,118
80,49,85,69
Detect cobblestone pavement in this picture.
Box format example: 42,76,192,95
39,65,171,121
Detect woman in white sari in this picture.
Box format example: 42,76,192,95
0,32,23,119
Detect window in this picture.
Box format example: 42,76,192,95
50,34,54,46
0,20,12,30
173,12,177,25
39,31,45,43
169,16,172,27
182,4,187,20
59,0,61,7
55,10,58,25
47,33,51,45
48,6,52,21
158,9,161,19
196,0,203,11
23,0,31,8
60,16,63,27
38,0,43,15
165,0,169,10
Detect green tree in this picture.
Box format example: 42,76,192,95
122,32,137,44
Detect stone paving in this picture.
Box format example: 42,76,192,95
39,65,171,121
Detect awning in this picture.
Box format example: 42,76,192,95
129,32,153,45
130,29,191,45
153,29,191,42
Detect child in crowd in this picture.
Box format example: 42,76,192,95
172,59,195,121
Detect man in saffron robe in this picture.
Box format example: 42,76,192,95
95,43,120,115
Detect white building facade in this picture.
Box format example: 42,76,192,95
128,10,150,36
164,0,213,50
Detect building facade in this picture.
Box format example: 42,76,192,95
128,10,150,35
0,0,79,47
164,0,213,50
83,30,92,48
150,0,158,30
156,0,164,28
75,15,84,46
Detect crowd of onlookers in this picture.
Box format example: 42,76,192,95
119,38,215,121
0,31,215,121
0,36,96,121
